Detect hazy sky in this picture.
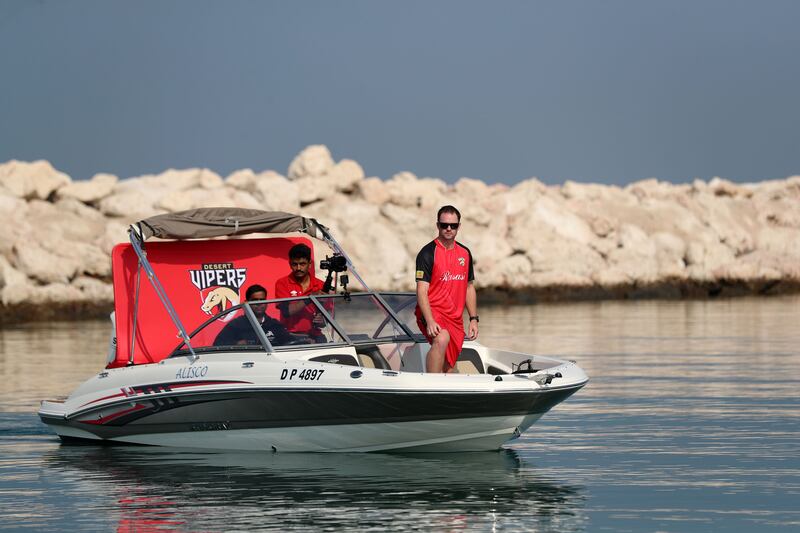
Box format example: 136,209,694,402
2,1,799,185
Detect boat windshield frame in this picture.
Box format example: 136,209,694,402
168,291,420,358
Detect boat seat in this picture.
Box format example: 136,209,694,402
355,345,391,370
401,343,429,372
455,360,481,374
401,344,485,374
456,348,485,374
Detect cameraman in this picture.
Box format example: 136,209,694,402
274,243,330,342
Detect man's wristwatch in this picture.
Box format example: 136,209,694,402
469,315,479,322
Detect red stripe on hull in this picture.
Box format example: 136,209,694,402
80,403,148,425
79,380,251,408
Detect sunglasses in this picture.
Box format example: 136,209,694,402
437,222,460,230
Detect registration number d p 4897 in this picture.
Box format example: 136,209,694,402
280,368,325,381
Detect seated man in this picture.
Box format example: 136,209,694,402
274,243,329,343
214,284,292,347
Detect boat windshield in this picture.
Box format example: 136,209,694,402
373,292,424,340
171,292,418,356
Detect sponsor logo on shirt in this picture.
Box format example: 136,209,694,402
440,271,466,282
290,290,299,296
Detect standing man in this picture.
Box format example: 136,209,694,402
274,243,328,342
415,205,479,373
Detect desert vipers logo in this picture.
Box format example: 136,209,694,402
189,263,247,322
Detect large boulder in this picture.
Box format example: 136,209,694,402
71,275,114,303
328,159,365,193
0,255,35,306
482,254,534,289
652,231,688,278
506,178,548,216
157,187,237,212
684,240,737,280
356,177,391,205
287,147,365,203
379,203,435,262
114,168,223,193
385,172,448,209
756,227,800,258
532,196,596,246
54,197,107,223
225,169,258,192
707,177,752,198
459,212,514,274
0,160,71,200
453,178,492,218
12,242,81,284
0,255,27,291
96,220,130,255
294,175,337,205
26,199,107,244
0,194,30,258
229,190,263,210
680,192,756,255
251,172,300,212
56,173,118,203
27,282,86,305
287,145,335,180
98,188,167,218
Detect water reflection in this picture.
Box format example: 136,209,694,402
41,446,585,531
0,320,109,412
2,296,799,531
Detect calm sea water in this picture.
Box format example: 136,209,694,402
1,296,798,532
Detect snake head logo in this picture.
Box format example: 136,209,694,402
200,287,240,321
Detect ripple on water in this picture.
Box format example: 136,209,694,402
1,296,799,531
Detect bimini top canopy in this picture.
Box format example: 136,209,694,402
132,207,326,242
112,207,369,368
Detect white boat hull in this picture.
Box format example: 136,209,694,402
40,348,585,452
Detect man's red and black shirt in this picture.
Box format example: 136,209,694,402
415,239,474,320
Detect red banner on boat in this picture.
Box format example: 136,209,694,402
110,237,316,368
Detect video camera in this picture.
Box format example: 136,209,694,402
320,254,347,273
320,253,349,297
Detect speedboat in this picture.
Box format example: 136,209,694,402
39,208,588,452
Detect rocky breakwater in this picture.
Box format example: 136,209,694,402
1,145,800,324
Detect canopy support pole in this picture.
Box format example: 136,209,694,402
309,295,352,344
243,302,274,353
129,228,196,360
128,262,142,365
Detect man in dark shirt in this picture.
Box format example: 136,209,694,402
214,284,292,347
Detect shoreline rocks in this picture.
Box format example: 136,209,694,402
2,145,800,324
